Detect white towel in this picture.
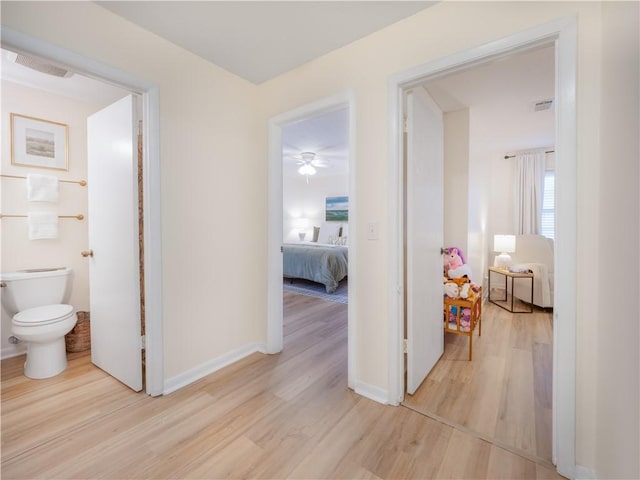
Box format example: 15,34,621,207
27,174,59,203
28,212,58,240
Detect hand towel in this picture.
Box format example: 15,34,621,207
28,212,58,240
27,174,59,203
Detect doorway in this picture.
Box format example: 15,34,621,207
267,91,356,389
387,18,578,477
403,45,556,464
2,27,164,396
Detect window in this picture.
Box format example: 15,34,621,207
541,171,555,239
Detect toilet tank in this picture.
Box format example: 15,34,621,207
0,267,73,314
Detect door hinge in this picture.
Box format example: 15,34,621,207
403,115,408,133
141,335,146,350
403,339,408,354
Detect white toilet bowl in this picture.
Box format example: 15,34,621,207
11,304,77,379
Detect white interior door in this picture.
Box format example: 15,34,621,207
406,87,444,395
87,95,142,392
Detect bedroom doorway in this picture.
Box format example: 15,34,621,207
388,18,577,477
267,91,356,390
401,44,557,466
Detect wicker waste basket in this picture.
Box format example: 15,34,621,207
65,311,91,352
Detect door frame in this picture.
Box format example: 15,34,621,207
387,17,577,478
267,90,356,390
2,27,164,396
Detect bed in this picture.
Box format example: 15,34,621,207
283,242,348,293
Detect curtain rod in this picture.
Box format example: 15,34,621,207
504,150,555,159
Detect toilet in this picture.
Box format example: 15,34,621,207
1,267,77,379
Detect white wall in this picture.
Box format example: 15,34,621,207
0,80,108,358
283,173,348,243
442,109,469,258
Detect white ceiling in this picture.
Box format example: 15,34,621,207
96,1,436,85
426,45,555,152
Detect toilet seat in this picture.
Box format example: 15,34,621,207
13,304,75,326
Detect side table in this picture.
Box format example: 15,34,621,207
488,266,534,313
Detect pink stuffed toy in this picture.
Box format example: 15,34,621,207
444,247,473,279
443,248,464,275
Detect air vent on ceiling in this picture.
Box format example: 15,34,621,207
534,98,554,112
11,52,74,78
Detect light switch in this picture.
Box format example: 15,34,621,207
367,222,379,240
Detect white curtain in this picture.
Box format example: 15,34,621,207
515,150,546,234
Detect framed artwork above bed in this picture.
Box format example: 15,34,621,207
326,196,348,221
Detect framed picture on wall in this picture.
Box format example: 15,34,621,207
326,196,348,221
11,113,69,171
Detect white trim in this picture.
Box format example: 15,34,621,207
354,380,389,405
267,90,357,390
387,17,577,477
575,465,597,480
163,343,266,395
1,27,165,397
1,344,26,360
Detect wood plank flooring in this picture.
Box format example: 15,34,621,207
403,301,554,464
1,292,561,479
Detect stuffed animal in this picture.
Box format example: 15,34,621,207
460,308,471,331
443,247,464,275
444,247,474,279
444,282,459,299
448,264,473,279
460,283,471,299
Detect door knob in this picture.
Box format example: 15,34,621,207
81,250,94,258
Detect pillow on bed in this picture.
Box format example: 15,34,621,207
340,223,349,237
312,226,320,242
317,223,341,244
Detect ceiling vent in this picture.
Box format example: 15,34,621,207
10,52,74,78
534,98,554,112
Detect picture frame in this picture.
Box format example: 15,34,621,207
11,113,69,171
325,196,348,222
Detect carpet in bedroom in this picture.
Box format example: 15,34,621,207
282,278,348,304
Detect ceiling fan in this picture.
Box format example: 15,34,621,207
291,152,330,182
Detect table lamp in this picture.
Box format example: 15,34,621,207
493,234,516,268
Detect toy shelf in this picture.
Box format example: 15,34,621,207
443,286,482,361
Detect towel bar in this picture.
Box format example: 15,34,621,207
0,174,86,186
0,214,84,220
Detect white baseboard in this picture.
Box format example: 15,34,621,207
1,344,26,360
163,342,266,395
575,465,597,480
354,380,389,405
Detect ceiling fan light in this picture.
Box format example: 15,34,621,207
298,164,316,176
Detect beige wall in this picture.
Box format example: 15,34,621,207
0,80,105,357
3,1,639,476
596,2,639,478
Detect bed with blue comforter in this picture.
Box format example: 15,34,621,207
283,242,348,293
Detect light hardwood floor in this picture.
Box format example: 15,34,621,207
1,292,562,479
404,301,554,465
